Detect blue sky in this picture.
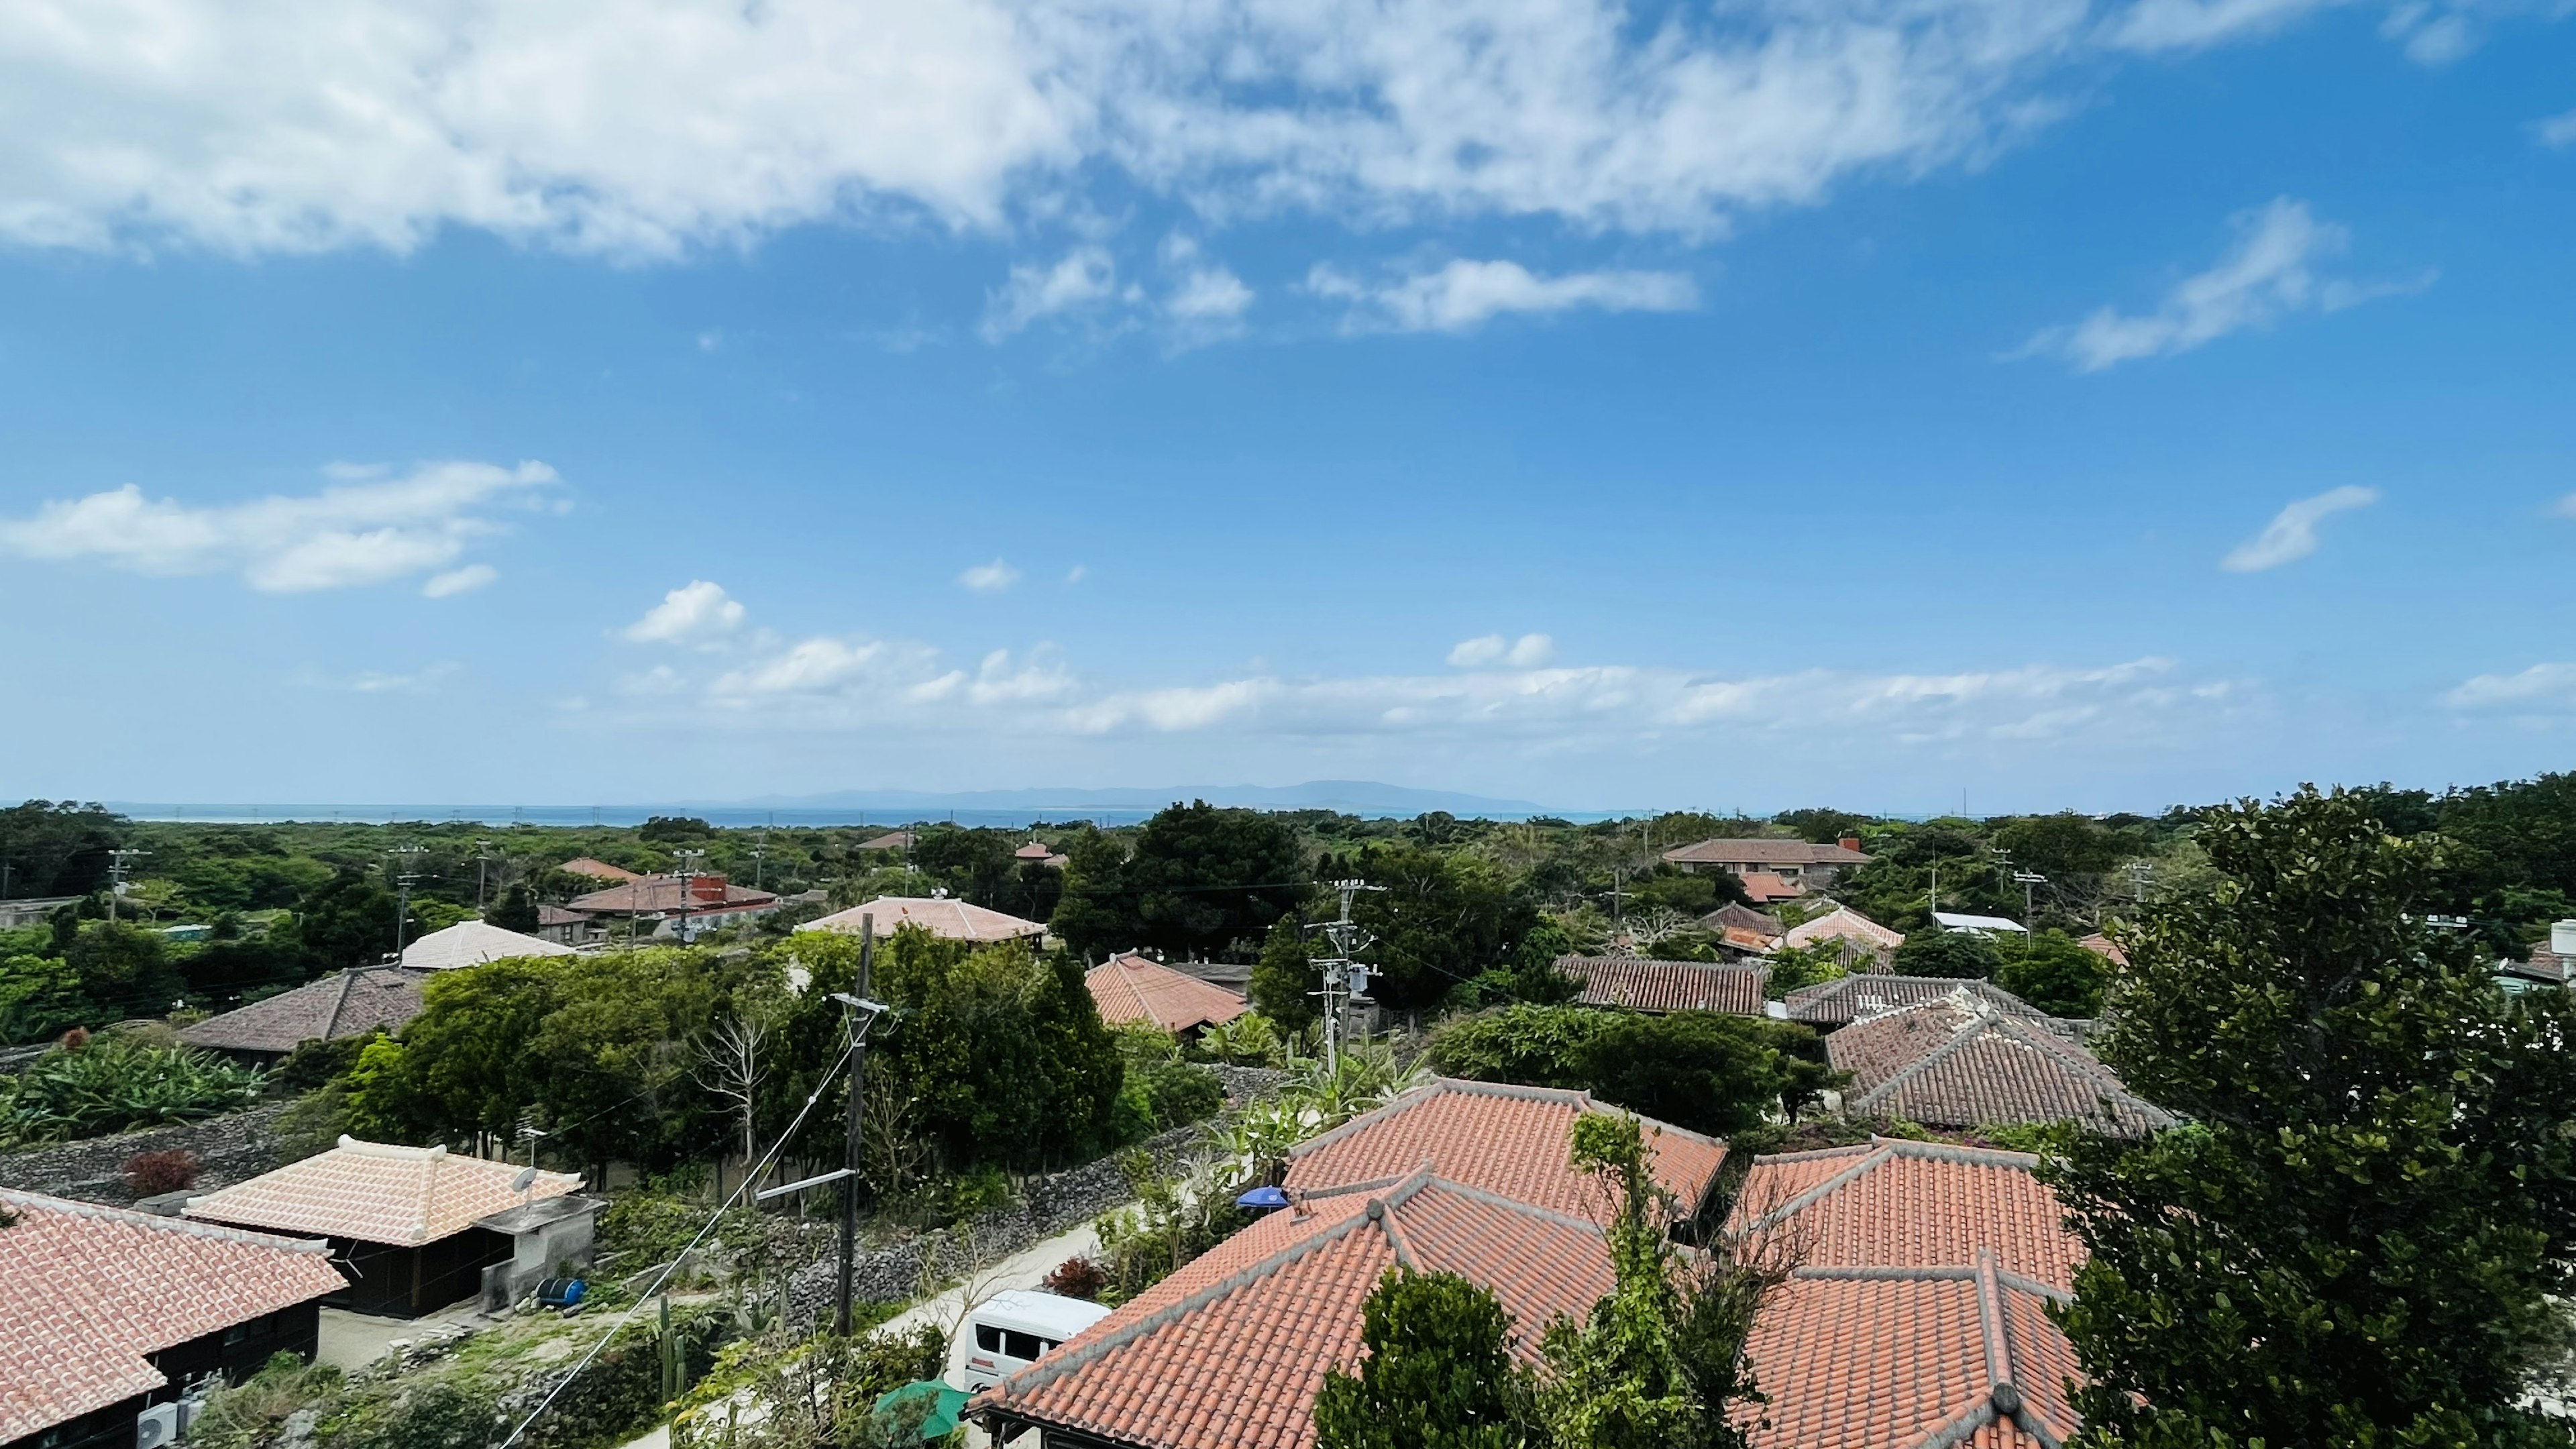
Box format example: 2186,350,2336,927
0,0,2571,816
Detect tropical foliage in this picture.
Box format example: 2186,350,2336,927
1426,1005,1827,1136
0,1031,264,1150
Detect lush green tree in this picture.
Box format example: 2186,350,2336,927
1313,1269,1534,1449
1249,918,1322,1030
0,800,125,898
2047,788,2576,1449
1991,812,2129,877
1992,930,2108,1017
0,954,97,1044
1760,943,1847,996
176,936,309,1012
1771,808,1872,845
488,881,541,932
909,827,1018,905
1569,1014,1789,1138
1049,802,1310,961
294,870,413,971
1890,928,2000,979
637,816,716,843
1428,1003,1605,1089
1331,845,1544,1013
66,921,185,1020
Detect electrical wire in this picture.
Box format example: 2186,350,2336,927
494,1030,861,1449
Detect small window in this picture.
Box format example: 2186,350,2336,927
975,1325,1003,1354
1003,1329,1044,1361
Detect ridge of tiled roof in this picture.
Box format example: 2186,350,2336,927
1780,904,1906,952
1662,839,1872,865
1780,974,2053,1026
1284,1076,1730,1216
1554,955,1770,1015
184,1137,582,1246
179,967,428,1055
1830,997,2174,1135
0,1190,345,1442
1087,953,1250,1033
799,896,1044,942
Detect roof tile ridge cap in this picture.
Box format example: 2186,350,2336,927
1845,1008,1992,1113
1372,1165,1432,1270
1299,1174,1413,1202
1573,1093,1727,1152
1912,1397,2003,1449
1788,1263,1978,1282
1881,1138,2043,1170
1283,1081,1445,1162
1748,1143,1876,1165
1747,1142,1895,1232
1973,1248,2017,1399
1441,1076,1588,1106
992,1198,1383,1401
10,1191,334,1255
1992,1267,2076,1307
317,967,365,1041
1417,1175,1611,1237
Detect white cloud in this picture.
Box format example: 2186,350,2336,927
321,661,460,694
623,580,748,645
2555,493,2576,519
982,248,1118,341
2538,109,2576,148
2444,663,2576,711
2019,199,2418,372
0,460,555,592
1066,565,1089,584
2106,0,2342,50
1312,260,1698,333
2220,486,2379,572
1450,633,1556,668
423,563,498,598
1167,268,1254,321
959,557,1022,592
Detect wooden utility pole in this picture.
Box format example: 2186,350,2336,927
839,916,872,1336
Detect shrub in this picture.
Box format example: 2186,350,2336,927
1891,928,2000,979
0,1034,264,1150
1042,1254,1108,1300
123,1148,201,1195
1132,1061,1224,1130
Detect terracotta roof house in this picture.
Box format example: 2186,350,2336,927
854,830,917,853
0,1189,345,1449
564,874,784,939
800,896,1047,945
184,1138,592,1319
399,919,576,971
178,968,428,1065
1728,1139,2087,1449
1554,955,1769,1016
1701,902,1785,941
2076,932,2127,967
1283,1078,1730,1218
534,903,600,947
1663,837,1872,890
1736,871,1804,904
1828,996,2175,1134
976,1081,1726,1449
1087,954,1250,1035
557,857,639,883
1780,904,1906,957
1781,974,2056,1030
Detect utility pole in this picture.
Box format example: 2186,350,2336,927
1307,880,1383,1073
386,846,425,957
105,849,150,923
753,817,770,892
2013,869,2047,929
1601,867,1635,951
474,839,495,914
672,849,706,945
757,916,887,1338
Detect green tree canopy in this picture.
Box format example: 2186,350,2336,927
1992,930,2108,1017
1049,802,1310,961
1314,1269,1533,1449
1326,845,1544,1013
294,869,413,971
0,800,126,898
1890,928,2000,979
2047,787,2576,1448
1428,1005,1819,1137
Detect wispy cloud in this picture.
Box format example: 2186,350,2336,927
2220,486,2378,572
959,558,1022,592
1309,261,1699,333
0,460,556,592
423,564,497,598
983,248,1121,341
2017,199,2423,372
622,580,747,646
1450,633,1556,668
2107,0,2341,50
2444,662,2576,711
2537,108,2576,148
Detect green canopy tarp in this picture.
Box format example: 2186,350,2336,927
872,1380,971,1439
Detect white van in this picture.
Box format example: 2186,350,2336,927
962,1289,1114,1392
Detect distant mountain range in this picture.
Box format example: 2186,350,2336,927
742,780,1554,817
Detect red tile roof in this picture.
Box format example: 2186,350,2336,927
1780,975,2054,1029
186,1138,582,1247
1728,1140,2088,1449
0,1190,346,1442
1088,953,1250,1033
977,1169,1617,1449
1662,839,1872,867
1284,1077,1729,1218
1829,997,2174,1134
1703,903,1786,938
1781,905,1906,953
1554,955,1770,1016
855,830,916,852
799,896,1046,943
566,876,778,914
557,856,639,881
1737,871,1803,903
2076,932,2127,966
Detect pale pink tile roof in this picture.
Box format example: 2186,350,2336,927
557,857,639,881
800,896,1046,943
0,1190,345,1442
1285,1077,1729,1218
1087,953,1250,1033
185,1138,582,1247
1782,904,1906,953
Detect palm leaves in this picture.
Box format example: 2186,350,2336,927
0,1034,264,1150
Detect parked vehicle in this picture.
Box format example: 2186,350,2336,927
962,1290,1113,1393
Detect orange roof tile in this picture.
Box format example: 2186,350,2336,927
557,856,640,881
1087,953,1250,1033
1728,1140,2088,1449
0,1190,346,1442
2076,932,2127,967
1737,871,1803,902
1554,955,1770,1016
1829,996,2173,1134
977,1170,1616,1449
1284,1077,1729,1218
185,1137,582,1247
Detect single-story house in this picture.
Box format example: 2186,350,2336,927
184,1138,594,1319
1554,955,1770,1016
178,967,428,1067
853,830,916,854
1012,841,1070,869
2076,932,2127,966
800,896,1048,945
1779,904,1905,963
1662,837,1872,890
534,904,602,947
1729,1138,2088,1448
1827,994,2174,1134
564,874,784,940
0,1189,345,1449
556,857,639,883
1700,902,1785,942
400,919,576,971
1736,871,1804,904
1086,953,1248,1036
0,896,80,931
1780,974,2059,1032
974,1080,1728,1449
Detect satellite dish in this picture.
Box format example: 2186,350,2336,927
513,1167,539,1192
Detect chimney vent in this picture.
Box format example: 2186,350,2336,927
1838,837,1863,853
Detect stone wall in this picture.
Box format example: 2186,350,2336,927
0,1102,295,1204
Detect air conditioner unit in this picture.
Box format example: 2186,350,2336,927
136,1403,180,1449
